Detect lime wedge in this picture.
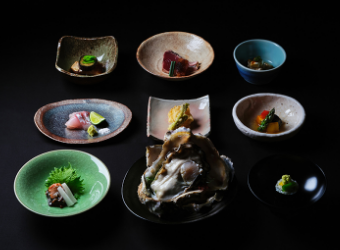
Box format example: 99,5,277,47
90,111,105,125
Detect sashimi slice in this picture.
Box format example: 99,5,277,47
65,111,91,130
65,115,82,129
162,50,189,76
162,50,200,76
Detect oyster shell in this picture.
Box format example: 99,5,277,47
138,127,232,217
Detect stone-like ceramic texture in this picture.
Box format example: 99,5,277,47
137,32,214,81
34,99,132,144
147,95,210,140
14,150,111,217
232,93,305,141
122,155,236,224
55,36,118,84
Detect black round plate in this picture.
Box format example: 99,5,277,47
122,157,237,224
247,154,327,211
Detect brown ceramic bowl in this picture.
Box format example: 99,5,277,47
136,32,214,81
55,36,118,84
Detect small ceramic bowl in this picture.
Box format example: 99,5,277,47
14,150,111,217
248,154,327,212
55,36,118,84
232,93,305,141
136,32,214,81
233,39,286,85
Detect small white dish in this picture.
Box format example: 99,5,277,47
232,93,305,141
147,95,210,140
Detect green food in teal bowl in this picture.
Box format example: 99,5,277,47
14,150,110,217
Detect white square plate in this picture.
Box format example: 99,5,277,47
147,95,210,140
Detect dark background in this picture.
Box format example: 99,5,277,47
0,3,337,250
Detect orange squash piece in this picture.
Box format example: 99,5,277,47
266,122,280,133
256,115,264,125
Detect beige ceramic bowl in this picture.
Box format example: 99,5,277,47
55,36,118,85
232,93,305,141
136,32,214,81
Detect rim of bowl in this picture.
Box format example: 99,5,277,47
247,154,327,210
13,149,111,217
55,35,118,78
136,31,215,79
232,93,306,139
233,39,286,73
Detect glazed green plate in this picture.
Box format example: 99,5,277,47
14,150,111,217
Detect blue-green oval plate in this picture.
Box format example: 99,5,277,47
34,98,132,144
14,149,111,217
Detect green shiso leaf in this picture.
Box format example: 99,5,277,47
82,55,96,64
45,163,85,199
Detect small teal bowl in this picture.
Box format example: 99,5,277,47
233,39,286,85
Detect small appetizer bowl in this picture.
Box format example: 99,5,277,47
232,93,305,141
233,39,286,85
14,150,111,217
55,36,118,85
248,154,327,212
136,31,214,81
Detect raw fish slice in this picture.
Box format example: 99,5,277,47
65,111,92,130
80,111,91,130
162,50,189,76
74,112,91,130
162,50,199,76
162,50,178,73
65,115,83,129
81,111,91,122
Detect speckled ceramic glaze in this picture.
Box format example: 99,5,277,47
232,93,305,141
34,99,132,144
137,32,214,81
147,95,210,140
14,150,111,217
233,39,286,85
122,156,236,224
55,36,118,84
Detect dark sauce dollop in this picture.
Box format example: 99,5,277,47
46,190,66,208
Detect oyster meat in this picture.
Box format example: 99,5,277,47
138,127,231,217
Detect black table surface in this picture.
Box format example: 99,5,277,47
1,3,338,250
